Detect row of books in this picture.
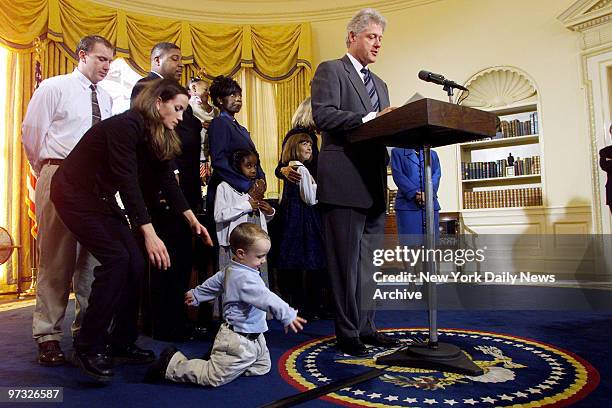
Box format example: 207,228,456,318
499,112,539,138
461,156,541,180
463,187,542,209
513,156,541,176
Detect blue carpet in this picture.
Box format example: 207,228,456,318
0,298,610,407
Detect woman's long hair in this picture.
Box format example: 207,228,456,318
281,133,312,164
132,78,188,161
291,96,315,130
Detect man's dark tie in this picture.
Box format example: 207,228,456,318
361,68,380,112
90,84,101,126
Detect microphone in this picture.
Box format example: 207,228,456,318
418,70,468,91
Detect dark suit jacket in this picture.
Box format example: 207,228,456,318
391,148,441,211
205,111,265,218
311,55,390,213
208,111,265,193
130,72,159,102
131,73,203,212
51,110,189,227
600,145,612,206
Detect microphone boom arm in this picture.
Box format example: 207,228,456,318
418,70,468,103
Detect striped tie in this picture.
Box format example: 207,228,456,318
361,68,380,112
90,84,101,126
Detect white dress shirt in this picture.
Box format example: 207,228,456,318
346,52,377,123
288,161,317,205
214,181,275,247
22,68,113,175
189,96,217,161
190,96,216,124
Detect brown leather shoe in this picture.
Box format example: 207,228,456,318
38,340,66,366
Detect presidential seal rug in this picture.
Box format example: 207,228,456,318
279,328,599,407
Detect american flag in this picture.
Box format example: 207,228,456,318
200,162,211,181
26,52,43,239
26,171,37,238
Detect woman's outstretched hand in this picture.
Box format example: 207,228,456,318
141,223,171,270
192,220,213,246
183,209,213,246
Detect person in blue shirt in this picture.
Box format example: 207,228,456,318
391,148,441,243
145,222,306,387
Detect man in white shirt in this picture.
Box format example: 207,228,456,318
22,35,114,366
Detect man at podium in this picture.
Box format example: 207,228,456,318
311,8,398,357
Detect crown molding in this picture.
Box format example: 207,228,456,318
89,0,442,24
559,0,612,32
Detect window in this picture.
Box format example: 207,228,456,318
98,58,143,115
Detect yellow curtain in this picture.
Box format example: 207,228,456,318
234,69,280,199
0,47,35,293
43,41,76,79
124,14,183,75
0,0,311,78
55,0,118,53
189,23,244,78
274,69,312,151
0,0,313,291
0,1,47,50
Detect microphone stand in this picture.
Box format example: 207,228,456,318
377,86,483,376
443,83,455,104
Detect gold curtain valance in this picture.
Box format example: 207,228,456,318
0,0,312,80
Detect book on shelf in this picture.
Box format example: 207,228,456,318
498,111,539,138
463,187,542,209
461,156,540,180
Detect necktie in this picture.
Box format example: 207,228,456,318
361,68,380,112
90,84,101,126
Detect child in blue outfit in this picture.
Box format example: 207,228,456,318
145,222,306,387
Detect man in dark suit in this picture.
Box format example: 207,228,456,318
131,42,184,100
600,144,612,213
311,8,398,356
131,43,204,340
131,43,202,212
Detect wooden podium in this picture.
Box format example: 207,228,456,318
349,97,496,147
350,98,496,375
